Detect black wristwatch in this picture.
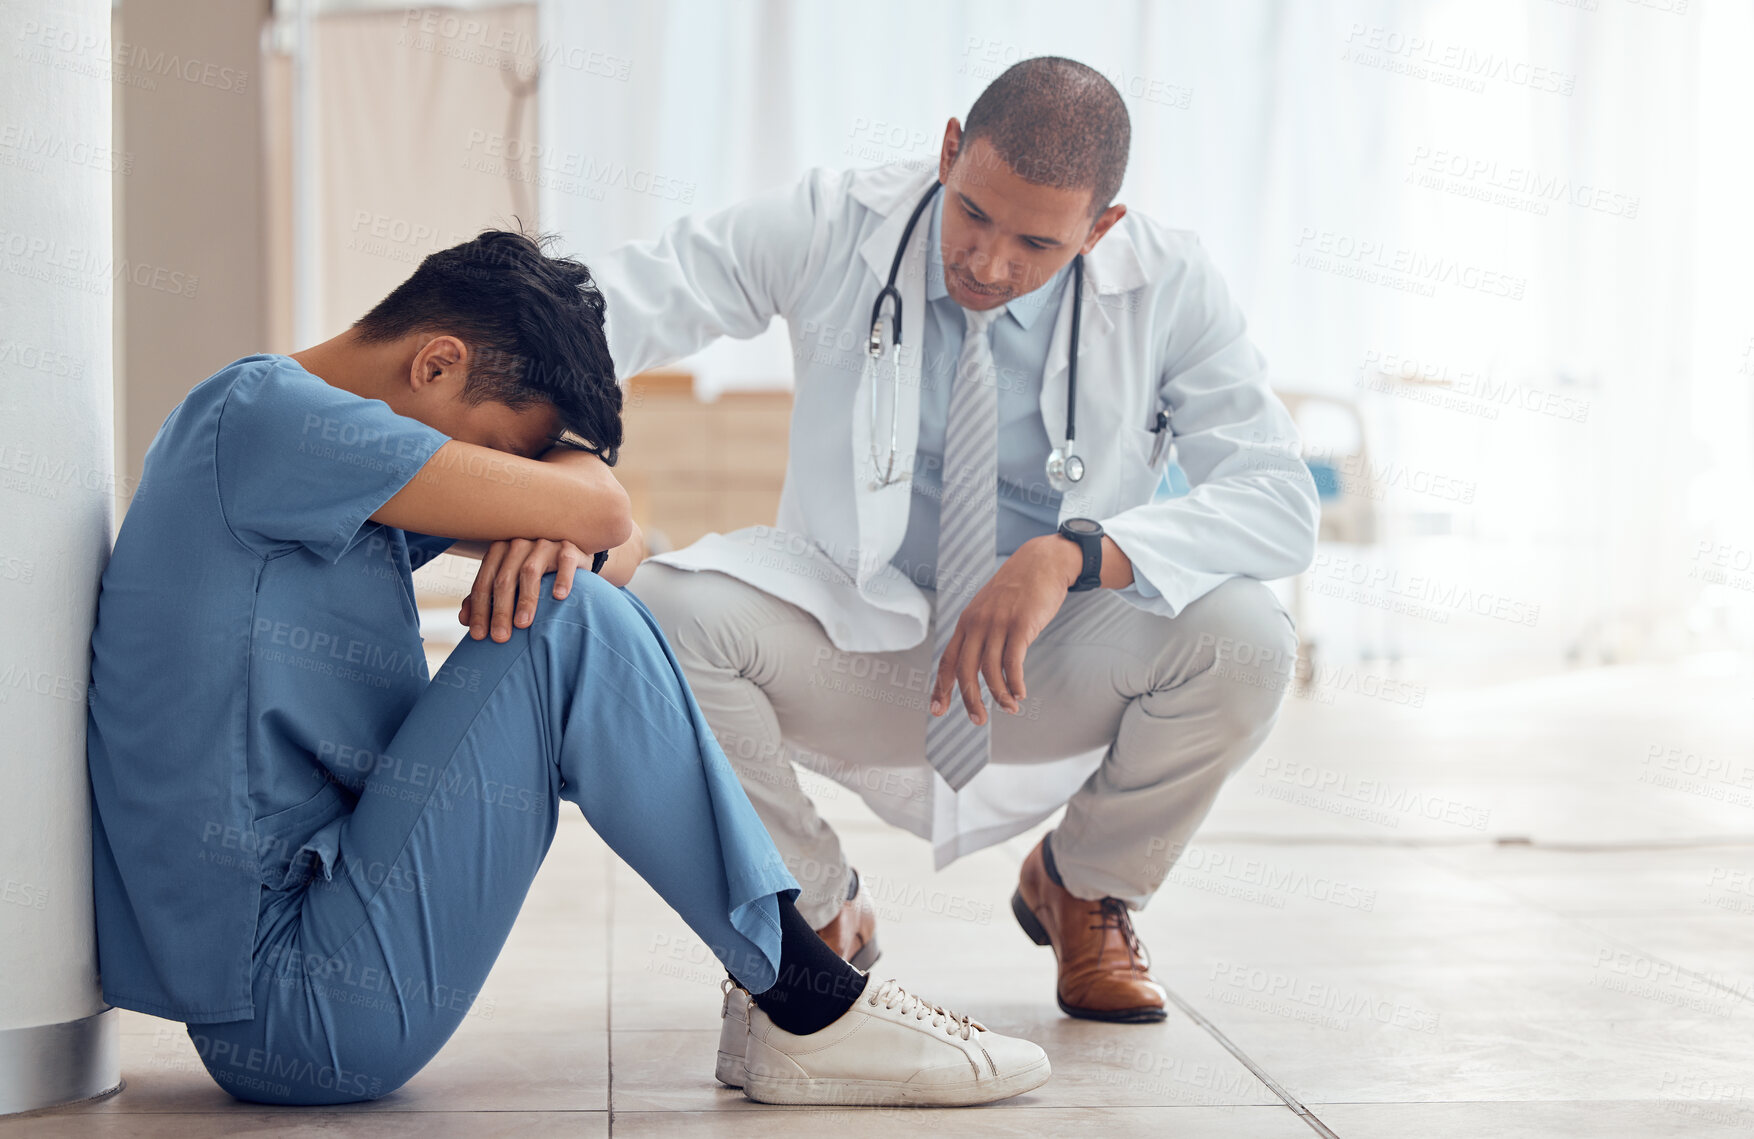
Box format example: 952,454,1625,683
1057,517,1104,592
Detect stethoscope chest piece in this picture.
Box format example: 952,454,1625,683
1045,446,1084,492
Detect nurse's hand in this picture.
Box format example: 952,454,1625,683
460,537,591,642
929,536,1084,725
459,523,649,640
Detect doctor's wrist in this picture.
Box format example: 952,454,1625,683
1030,531,1135,591
1027,533,1087,590
1096,536,1134,590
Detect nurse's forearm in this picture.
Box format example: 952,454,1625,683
375,441,632,553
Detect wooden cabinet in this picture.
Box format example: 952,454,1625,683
616,371,792,552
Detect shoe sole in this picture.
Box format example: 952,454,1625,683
742,1055,1051,1107
1011,887,1054,947
1011,888,1170,1025
715,1047,744,1090
1054,995,1169,1024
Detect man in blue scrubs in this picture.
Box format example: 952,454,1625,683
85,231,1049,1108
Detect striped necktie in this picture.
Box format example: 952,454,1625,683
926,304,1002,791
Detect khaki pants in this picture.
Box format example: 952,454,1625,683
630,561,1299,928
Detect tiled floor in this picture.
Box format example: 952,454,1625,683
10,650,1754,1137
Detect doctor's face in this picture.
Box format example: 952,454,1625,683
936,129,1123,311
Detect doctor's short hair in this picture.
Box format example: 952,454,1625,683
352,229,623,462
961,56,1130,216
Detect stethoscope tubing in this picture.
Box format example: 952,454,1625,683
869,182,945,356
868,181,1083,486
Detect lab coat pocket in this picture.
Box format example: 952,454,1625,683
1114,412,1164,485
1146,410,1174,473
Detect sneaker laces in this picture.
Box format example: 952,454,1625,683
1090,897,1151,971
866,978,984,1041
720,976,746,1016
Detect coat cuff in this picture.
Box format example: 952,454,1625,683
1100,512,1238,620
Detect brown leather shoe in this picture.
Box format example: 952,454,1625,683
814,867,881,971
1013,838,1167,1022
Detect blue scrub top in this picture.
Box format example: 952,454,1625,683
86,354,452,1023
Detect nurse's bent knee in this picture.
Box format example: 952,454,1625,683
528,566,645,638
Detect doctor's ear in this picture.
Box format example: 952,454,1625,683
409,335,469,390
1080,202,1128,255
938,117,963,183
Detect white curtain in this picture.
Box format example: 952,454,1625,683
540,0,1754,674
300,4,541,339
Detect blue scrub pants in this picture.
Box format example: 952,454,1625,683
186,571,799,1105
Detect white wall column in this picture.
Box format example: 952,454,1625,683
0,0,123,1114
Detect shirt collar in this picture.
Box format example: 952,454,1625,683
925,189,1070,332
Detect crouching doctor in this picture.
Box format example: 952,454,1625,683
602,56,1320,1023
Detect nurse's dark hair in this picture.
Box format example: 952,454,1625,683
960,56,1130,216
352,229,622,463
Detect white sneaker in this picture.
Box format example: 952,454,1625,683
741,978,1051,1107
716,979,751,1088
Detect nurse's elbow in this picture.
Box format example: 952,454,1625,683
569,480,634,552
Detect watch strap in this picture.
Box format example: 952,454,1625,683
1073,537,1101,591
1060,520,1103,592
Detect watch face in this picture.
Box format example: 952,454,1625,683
1064,517,1101,536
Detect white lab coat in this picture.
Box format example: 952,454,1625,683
593,161,1319,866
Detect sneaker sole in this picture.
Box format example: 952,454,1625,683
742,1055,1051,1107
714,1047,745,1089
1012,888,1170,1024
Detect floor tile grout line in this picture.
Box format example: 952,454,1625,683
1162,985,1342,1139
601,1105,1292,1116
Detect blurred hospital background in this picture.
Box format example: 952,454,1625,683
90,0,1754,689
7,0,1754,1134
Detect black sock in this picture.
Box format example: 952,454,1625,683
1042,833,1067,889
748,897,869,1035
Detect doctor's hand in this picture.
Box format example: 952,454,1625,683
929,535,1086,726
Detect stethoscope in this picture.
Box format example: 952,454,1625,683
864,181,1085,492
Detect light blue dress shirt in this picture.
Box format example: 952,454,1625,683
890,192,1163,601
890,192,1070,589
